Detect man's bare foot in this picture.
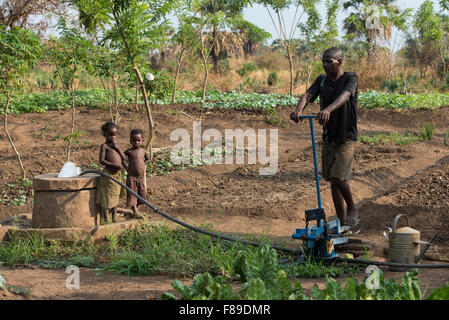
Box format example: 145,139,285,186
345,206,359,226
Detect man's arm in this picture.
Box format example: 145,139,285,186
317,91,351,125
291,76,321,123
291,93,313,122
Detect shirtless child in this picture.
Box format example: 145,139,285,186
124,129,149,219
97,122,127,224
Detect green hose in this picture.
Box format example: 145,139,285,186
81,170,449,269
80,170,302,254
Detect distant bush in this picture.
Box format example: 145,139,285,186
254,50,286,72
267,72,279,86
381,75,418,93
236,62,257,77
217,58,231,75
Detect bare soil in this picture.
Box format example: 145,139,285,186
1,103,449,299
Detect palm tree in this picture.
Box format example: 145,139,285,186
201,0,249,72
343,0,398,50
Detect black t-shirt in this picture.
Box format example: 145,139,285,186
306,72,358,142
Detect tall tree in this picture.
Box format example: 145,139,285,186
196,7,225,103
201,0,251,72
91,44,127,123
74,0,177,157
45,18,93,162
230,16,272,56
0,0,64,34
171,0,205,103
343,0,409,56
405,0,444,80
258,0,317,96
298,0,339,88
0,26,41,178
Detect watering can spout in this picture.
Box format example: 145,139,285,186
415,234,438,263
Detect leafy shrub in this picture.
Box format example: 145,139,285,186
267,72,279,86
437,57,449,80
162,270,309,300
233,244,279,287
217,58,231,75
236,62,257,78
144,69,175,102
164,269,449,300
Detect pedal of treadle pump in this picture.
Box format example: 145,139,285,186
305,208,326,222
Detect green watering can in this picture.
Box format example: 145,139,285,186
383,214,437,271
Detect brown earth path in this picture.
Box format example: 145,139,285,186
1,103,449,300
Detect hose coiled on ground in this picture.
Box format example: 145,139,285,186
81,170,449,269
80,170,302,254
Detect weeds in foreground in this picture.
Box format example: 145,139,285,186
163,269,449,300
421,122,435,141
0,223,358,281
282,255,362,278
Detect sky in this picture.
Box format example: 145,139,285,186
240,0,440,48
43,0,442,48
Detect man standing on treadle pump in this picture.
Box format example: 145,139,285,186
291,47,359,226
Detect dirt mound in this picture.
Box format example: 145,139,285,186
358,106,449,132
393,162,449,209
359,160,449,247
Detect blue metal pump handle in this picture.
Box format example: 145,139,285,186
299,115,322,209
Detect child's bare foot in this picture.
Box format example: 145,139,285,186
132,207,144,219
345,207,359,226
100,210,108,225
111,208,118,223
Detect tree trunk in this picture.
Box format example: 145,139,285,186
133,64,155,159
113,11,154,158
172,47,186,104
112,75,119,123
202,55,209,104
98,76,113,122
211,27,219,72
66,83,76,163
3,92,26,179
287,48,294,96
135,82,139,112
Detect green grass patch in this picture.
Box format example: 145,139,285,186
0,223,360,282
420,122,435,141
359,131,422,145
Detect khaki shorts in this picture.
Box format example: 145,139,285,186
322,140,356,182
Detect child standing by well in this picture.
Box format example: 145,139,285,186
96,122,127,224
125,129,149,219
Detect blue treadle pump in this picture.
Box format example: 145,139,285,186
291,115,352,260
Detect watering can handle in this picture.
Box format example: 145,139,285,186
392,214,410,232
